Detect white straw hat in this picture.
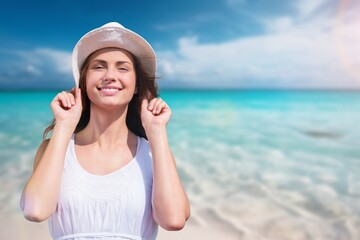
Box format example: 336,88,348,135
72,22,156,86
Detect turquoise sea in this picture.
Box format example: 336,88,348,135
1,90,360,239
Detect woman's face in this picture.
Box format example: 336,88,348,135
85,48,137,110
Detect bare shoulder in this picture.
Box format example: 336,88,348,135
33,139,50,171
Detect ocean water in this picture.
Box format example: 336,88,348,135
1,90,360,240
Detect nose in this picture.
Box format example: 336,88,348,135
103,68,116,83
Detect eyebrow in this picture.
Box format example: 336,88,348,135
90,59,133,65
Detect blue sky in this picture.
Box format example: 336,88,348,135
1,0,359,90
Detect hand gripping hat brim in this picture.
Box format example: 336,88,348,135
72,22,156,86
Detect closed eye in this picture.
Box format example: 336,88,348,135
94,65,105,69
118,67,128,71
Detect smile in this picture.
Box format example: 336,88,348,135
97,86,122,95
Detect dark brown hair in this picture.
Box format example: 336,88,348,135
43,50,158,140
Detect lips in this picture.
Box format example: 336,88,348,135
97,86,122,95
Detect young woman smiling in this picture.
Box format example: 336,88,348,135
20,22,190,240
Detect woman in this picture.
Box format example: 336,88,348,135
20,22,190,240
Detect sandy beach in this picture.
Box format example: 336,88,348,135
1,213,239,240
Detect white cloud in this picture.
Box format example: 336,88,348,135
264,16,294,33
157,2,360,89
293,0,329,18
0,48,73,89
35,48,72,74
16,48,72,75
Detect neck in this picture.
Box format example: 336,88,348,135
77,104,132,146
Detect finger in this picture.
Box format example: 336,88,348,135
65,91,75,107
59,91,74,108
154,101,168,115
147,98,155,110
70,88,76,105
69,90,76,106
148,98,162,111
56,92,69,108
152,98,164,114
141,97,149,111
60,91,70,108
74,88,82,105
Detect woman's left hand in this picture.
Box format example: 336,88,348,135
141,97,172,131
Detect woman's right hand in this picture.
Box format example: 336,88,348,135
51,88,82,130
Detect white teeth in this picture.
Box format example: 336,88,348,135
99,88,120,90
99,88,121,94
102,88,118,91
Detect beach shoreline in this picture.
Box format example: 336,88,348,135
1,90,360,240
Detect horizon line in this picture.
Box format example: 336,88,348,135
1,87,360,92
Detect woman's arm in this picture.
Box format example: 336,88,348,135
20,125,73,221
141,98,190,231
20,88,82,222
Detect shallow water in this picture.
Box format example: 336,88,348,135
1,90,360,239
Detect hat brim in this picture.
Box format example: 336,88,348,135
72,24,156,86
